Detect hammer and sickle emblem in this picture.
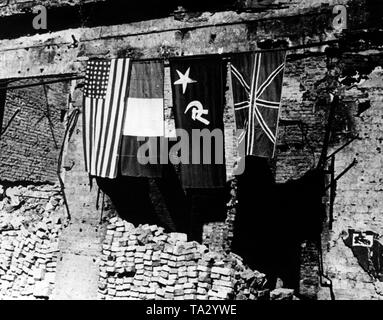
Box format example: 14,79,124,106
184,101,210,125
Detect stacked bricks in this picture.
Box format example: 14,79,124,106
98,213,272,300
203,179,237,254
0,184,67,300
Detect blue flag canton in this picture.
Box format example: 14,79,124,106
84,60,111,99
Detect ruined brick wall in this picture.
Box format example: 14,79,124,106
318,64,383,300
273,49,383,299
276,55,329,183
0,0,381,300
0,79,69,183
273,55,331,299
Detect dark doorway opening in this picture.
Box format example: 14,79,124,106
232,156,325,291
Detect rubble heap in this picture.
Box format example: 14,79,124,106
99,214,273,300
0,184,67,300
0,183,295,300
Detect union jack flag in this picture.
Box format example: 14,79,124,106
230,51,286,158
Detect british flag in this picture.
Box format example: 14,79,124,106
230,51,286,158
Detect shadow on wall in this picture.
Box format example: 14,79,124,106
232,156,326,291
96,163,230,243
96,155,325,291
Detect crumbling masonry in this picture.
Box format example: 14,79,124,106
0,0,382,300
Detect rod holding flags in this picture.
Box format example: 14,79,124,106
82,49,287,182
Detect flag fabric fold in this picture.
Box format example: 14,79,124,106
170,55,226,188
230,51,286,158
83,58,130,179
120,60,166,178
82,52,286,180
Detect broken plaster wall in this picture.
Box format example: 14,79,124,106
318,64,383,300
0,0,381,300
0,0,352,79
275,47,383,299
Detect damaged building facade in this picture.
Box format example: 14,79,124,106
0,0,382,300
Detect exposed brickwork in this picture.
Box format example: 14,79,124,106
318,65,383,300
0,79,69,183
276,55,329,182
0,0,381,301
273,52,383,299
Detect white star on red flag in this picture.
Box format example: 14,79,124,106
173,67,197,94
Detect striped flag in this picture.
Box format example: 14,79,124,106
120,60,165,178
82,58,131,179
230,51,286,158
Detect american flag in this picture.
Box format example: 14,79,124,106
230,51,286,158
83,58,131,179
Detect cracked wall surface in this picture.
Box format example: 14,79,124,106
318,64,383,300
0,0,382,300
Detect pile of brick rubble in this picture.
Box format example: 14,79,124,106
98,215,294,300
0,184,67,300
0,182,295,300
99,217,263,300
98,178,295,300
